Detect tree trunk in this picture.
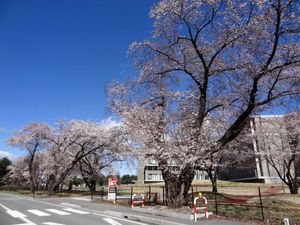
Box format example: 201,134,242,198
82,175,94,192
47,163,77,195
68,181,73,191
29,179,36,197
28,155,36,197
90,179,96,192
59,182,63,190
288,183,299,194
29,166,36,197
211,177,218,193
47,174,57,196
205,166,218,193
162,165,195,208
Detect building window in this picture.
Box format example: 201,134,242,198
148,174,152,180
145,166,159,171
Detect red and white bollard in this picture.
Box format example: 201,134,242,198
131,193,145,208
193,192,208,221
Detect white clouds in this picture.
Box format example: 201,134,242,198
0,151,13,159
98,117,122,130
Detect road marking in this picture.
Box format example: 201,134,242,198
103,218,122,225
1,195,148,225
0,197,26,201
27,209,50,216
46,209,71,215
60,202,81,208
14,217,37,225
42,222,65,225
0,203,11,211
0,203,36,225
6,210,26,218
72,197,90,201
62,208,90,214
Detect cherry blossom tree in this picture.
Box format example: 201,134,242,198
7,123,50,196
77,150,122,192
6,157,27,186
41,120,128,195
110,0,300,207
7,120,128,195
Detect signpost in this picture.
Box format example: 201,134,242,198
107,178,118,202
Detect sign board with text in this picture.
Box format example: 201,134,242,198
107,178,118,201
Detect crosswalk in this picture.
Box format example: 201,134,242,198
1,205,144,225
6,207,90,218
27,210,51,216
62,208,90,215
45,209,71,215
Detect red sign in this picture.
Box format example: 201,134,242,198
108,178,118,188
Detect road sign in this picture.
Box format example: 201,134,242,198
108,178,118,187
109,187,117,193
108,178,118,202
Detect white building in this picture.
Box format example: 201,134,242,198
219,115,299,184
137,114,299,184
137,158,208,184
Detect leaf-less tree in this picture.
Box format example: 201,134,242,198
205,123,257,193
110,0,300,207
260,112,300,194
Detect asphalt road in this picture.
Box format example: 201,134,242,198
0,193,256,225
0,193,146,225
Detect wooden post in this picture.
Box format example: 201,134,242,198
282,181,286,194
148,186,151,205
162,186,165,205
214,190,218,214
115,187,117,203
130,186,133,205
91,190,94,201
191,186,194,208
258,187,264,221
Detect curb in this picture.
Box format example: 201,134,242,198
131,207,192,220
103,210,188,225
131,207,213,221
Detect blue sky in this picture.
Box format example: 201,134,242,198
0,0,156,170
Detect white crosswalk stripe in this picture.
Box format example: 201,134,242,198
42,222,65,225
27,209,51,216
6,210,26,218
102,218,122,225
46,209,71,215
5,207,91,221
62,208,90,214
